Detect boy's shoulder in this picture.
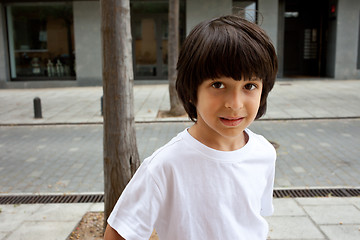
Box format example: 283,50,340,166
246,128,276,158
247,128,273,146
144,129,188,166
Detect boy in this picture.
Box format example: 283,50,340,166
105,15,278,240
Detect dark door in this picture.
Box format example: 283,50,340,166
283,0,328,77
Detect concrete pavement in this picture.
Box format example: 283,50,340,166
0,202,103,240
1,197,360,240
0,79,359,125
0,79,360,239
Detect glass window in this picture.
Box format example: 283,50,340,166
131,0,185,79
6,2,75,80
357,11,360,69
233,1,257,23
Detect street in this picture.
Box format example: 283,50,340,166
1,119,359,194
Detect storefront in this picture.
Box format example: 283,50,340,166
0,0,258,87
0,0,359,88
5,2,75,81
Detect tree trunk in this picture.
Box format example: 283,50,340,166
101,0,140,229
168,0,185,116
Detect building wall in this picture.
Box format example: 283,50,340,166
186,0,232,35
185,0,280,75
258,0,278,51
258,0,279,77
335,0,360,79
186,0,279,51
0,4,9,86
73,1,102,85
326,0,337,78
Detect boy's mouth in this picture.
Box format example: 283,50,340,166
219,117,244,127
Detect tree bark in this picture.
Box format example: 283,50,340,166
168,0,186,116
101,0,140,229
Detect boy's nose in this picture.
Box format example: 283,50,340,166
224,90,244,110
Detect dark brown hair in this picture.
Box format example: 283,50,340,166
176,15,278,122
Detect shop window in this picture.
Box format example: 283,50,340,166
131,0,185,79
6,2,75,80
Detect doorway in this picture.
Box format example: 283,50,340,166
131,0,185,80
283,0,329,77
132,15,168,79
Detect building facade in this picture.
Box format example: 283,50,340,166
0,0,359,88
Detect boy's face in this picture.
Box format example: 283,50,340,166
190,76,262,151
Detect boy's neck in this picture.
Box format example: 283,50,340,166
188,123,248,151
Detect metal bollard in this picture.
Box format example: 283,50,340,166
101,96,103,116
33,97,42,119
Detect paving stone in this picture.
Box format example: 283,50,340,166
266,216,325,239
320,225,360,240
89,203,104,212
273,198,306,216
303,205,360,225
31,203,91,222
348,197,360,209
5,221,78,240
0,204,42,232
296,197,352,206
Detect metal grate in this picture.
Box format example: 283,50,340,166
0,188,359,205
273,188,360,198
0,194,103,205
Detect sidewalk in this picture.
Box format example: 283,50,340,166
0,79,359,124
1,79,360,239
1,197,360,240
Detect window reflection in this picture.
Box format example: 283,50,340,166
6,2,75,80
233,0,257,23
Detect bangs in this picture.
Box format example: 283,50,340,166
190,18,275,82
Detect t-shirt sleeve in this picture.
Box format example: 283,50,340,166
260,159,275,216
107,160,163,240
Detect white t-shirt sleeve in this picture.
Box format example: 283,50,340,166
249,131,276,217
260,148,276,217
107,160,163,240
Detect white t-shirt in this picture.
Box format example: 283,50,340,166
108,128,276,240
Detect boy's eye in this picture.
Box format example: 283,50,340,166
211,82,225,89
244,83,257,91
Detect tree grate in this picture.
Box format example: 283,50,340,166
0,188,359,205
